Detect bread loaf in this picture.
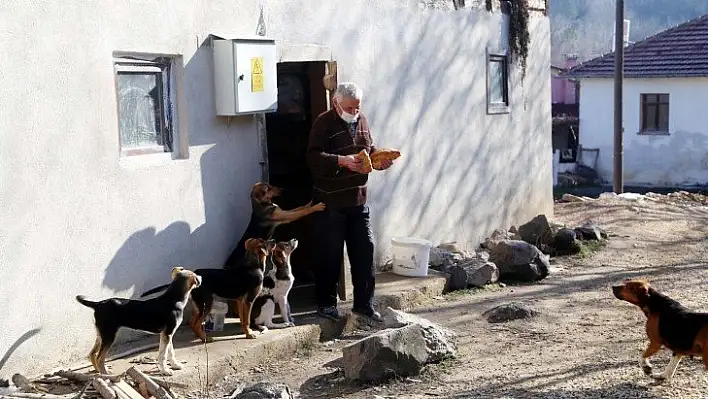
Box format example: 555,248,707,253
355,150,373,173
371,148,401,170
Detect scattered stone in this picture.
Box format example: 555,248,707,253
481,229,515,251
0,379,7,388
476,250,490,262
11,374,31,391
574,221,607,240
642,190,708,205
342,323,456,382
561,193,586,203
599,192,617,199
553,228,581,255
428,247,455,268
447,260,499,290
517,214,554,247
488,240,550,283
482,302,539,323
232,382,293,399
437,242,462,253
618,192,645,201
508,225,518,233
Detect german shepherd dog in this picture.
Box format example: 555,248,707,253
223,182,325,269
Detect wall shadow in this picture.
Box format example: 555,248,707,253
102,36,260,297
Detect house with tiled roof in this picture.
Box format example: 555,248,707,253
563,13,708,187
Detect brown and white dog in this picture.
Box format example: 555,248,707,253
251,239,298,331
612,279,708,382
76,267,201,375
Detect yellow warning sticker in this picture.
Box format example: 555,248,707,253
251,57,264,92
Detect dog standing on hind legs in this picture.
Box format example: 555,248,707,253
223,182,325,269
251,239,299,331
612,279,708,383
75,267,201,376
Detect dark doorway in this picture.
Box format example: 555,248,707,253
266,61,328,286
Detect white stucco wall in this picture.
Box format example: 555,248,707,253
0,0,551,376
578,77,708,186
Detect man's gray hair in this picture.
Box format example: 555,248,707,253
334,82,363,101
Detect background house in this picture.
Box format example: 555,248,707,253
0,0,550,376
552,54,580,173
564,14,708,186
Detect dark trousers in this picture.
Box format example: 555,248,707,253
312,204,375,310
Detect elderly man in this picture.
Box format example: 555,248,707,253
306,82,392,322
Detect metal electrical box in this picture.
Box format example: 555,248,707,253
212,37,278,116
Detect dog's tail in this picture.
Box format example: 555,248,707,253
75,295,99,309
139,284,169,298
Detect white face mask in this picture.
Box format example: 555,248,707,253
340,111,359,123
335,99,360,123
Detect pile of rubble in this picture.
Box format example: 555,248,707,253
1,367,177,399
560,190,708,206
429,215,608,292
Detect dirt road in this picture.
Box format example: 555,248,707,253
206,195,708,399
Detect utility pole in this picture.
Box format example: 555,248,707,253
613,0,625,193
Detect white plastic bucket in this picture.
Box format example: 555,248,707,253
204,301,229,332
391,237,432,277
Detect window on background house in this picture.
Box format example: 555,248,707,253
114,56,175,156
640,93,669,134
487,53,510,114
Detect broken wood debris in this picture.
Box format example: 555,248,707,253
50,371,122,384
2,366,177,399
125,367,173,399
91,379,115,399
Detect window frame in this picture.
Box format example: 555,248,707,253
639,93,670,135
486,52,510,115
114,56,174,156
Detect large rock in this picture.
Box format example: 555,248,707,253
381,308,454,336
553,228,581,255
483,302,539,323
574,221,607,241
342,323,456,382
232,382,293,399
488,240,549,282
447,260,499,290
517,215,553,247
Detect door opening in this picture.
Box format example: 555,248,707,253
266,61,329,287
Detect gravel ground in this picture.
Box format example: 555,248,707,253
204,195,708,399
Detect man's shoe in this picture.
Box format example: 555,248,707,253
352,307,383,323
317,306,341,321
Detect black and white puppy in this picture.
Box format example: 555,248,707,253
76,267,201,376
251,239,298,330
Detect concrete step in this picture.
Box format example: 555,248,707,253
66,272,447,389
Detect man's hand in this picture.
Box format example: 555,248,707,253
338,155,362,172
